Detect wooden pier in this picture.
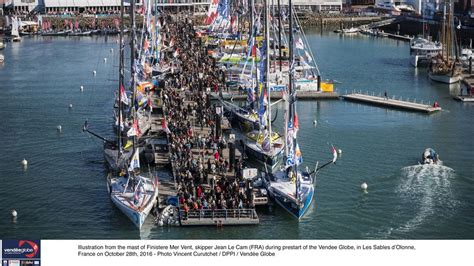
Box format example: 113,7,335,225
210,91,340,101
342,93,442,114
179,209,259,226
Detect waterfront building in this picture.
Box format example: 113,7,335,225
351,0,376,6
154,0,210,13
282,0,343,13
4,0,40,13
43,0,139,14
155,0,342,14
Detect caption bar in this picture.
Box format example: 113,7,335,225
77,243,416,258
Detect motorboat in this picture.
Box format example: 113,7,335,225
342,27,360,34
410,37,442,67
421,148,439,165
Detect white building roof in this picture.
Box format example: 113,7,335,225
44,0,126,7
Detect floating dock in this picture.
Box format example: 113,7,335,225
384,33,412,42
210,91,340,101
179,209,259,226
454,95,474,102
342,93,441,114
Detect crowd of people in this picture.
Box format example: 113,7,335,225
159,15,256,218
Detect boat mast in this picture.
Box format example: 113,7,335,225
249,0,253,37
277,0,282,72
288,0,298,203
265,0,272,138
441,0,446,59
118,0,125,158
130,0,137,149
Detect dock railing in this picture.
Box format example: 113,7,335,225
180,209,259,221
344,89,433,106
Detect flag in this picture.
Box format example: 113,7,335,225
162,118,171,134
305,50,312,63
133,119,141,137
286,152,294,168
205,0,219,25
127,125,137,137
295,143,303,165
128,149,140,171
247,87,255,103
332,146,338,163
148,96,153,112
173,48,180,58
294,112,299,138
120,85,129,105
115,113,124,131
217,0,229,18
251,45,257,58
295,37,304,50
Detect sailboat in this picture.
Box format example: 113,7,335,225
107,0,159,230
243,2,285,170
107,148,159,229
263,0,337,219
428,0,462,84
11,17,22,42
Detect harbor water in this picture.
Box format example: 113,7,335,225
0,31,472,239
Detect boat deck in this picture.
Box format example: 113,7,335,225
342,93,442,114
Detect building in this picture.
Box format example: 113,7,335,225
154,0,210,13
43,0,138,14
2,0,143,14
3,0,41,13
2,0,344,15
277,0,343,13
351,0,375,5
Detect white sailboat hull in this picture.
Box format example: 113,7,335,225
429,73,462,84
109,175,158,229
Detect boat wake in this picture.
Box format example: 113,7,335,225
370,164,457,238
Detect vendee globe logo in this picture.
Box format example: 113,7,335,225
2,240,40,259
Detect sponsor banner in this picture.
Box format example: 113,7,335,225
38,240,474,266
